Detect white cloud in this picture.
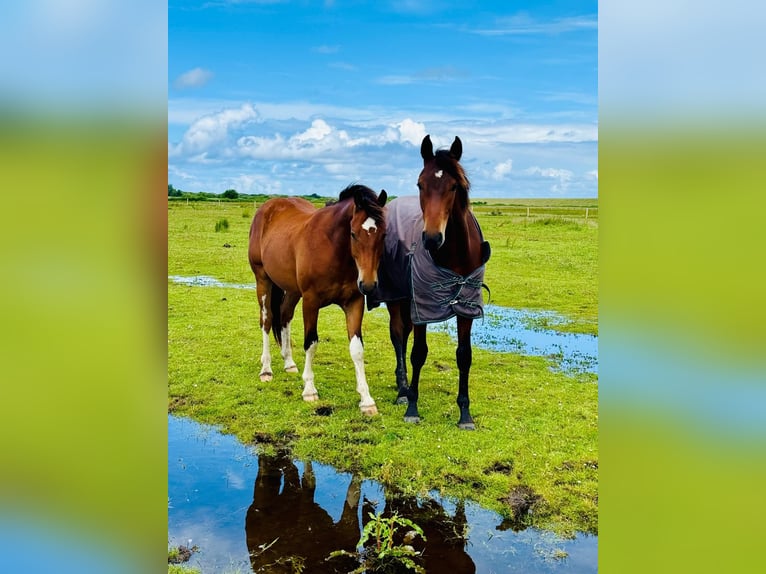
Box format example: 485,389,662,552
492,159,513,180
173,67,214,90
524,166,574,193
180,103,260,154
294,119,333,143
470,14,597,36
168,101,598,198
396,119,427,146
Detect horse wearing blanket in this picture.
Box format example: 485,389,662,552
369,136,490,429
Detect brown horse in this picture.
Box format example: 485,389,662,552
374,136,490,429
248,184,387,415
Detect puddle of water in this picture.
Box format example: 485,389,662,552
168,415,597,573
430,305,598,374
168,275,254,290
169,275,598,375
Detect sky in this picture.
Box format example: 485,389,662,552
168,1,597,199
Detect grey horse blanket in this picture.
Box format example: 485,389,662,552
368,196,490,324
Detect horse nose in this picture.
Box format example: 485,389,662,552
422,230,444,250
358,280,377,296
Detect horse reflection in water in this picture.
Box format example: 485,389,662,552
245,452,476,573
245,452,361,573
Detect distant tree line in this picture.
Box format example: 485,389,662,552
168,183,341,205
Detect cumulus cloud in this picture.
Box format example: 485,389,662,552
294,119,333,143
180,103,260,154
173,67,214,90
396,119,427,146
492,159,513,180
524,166,574,192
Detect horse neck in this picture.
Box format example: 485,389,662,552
433,204,480,276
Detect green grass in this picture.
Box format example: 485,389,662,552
168,198,598,536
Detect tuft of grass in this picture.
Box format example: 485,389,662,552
214,218,229,232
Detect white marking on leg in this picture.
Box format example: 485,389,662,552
260,294,268,323
361,217,377,233
435,169,443,179
302,341,319,401
260,328,272,381
281,321,298,372
350,335,377,414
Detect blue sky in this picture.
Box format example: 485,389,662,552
169,1,597,198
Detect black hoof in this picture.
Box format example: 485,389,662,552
403,416,421,424
395,395,408,405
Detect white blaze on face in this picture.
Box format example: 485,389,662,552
361,216,377,233
435,170,443,179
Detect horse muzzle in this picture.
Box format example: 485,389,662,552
358,279,378,296
422,230,444,250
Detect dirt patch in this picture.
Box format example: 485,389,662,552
168,544,198,564
484,461,514,475
497,485,543,532
314,405,334,416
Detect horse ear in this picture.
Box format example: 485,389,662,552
450,136,462,161
377,189,388,207
421,135,434,162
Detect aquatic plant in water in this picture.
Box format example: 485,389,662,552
328,511,427,573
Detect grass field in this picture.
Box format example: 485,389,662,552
168,196,598,536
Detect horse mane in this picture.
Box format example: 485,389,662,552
337,184,386,226
434,150,470,208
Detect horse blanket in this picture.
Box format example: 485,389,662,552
368,196,490,324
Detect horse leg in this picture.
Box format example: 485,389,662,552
279,292,301,374
404,323,427,423
345,298,378,416
387,300,412,404
455,316,475,430
300,298,320,402
254,266,273,382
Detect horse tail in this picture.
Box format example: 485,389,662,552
270,283,284,346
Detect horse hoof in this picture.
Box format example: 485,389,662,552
302,393,319,402
458,421,476,430
395,395,408,405
284,365,299,373
403,416,421,424
360,405,378,416
259,372,273,382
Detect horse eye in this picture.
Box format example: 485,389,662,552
350,231,357,240
452,184,458,192
416,182,422,190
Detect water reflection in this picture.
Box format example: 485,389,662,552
245,451,477,573
246,453,361,573
168,415,597,573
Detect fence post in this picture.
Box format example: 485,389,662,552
585,207,589,221
526,206,530,218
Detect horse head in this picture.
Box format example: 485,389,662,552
347,185,388,295
418,134,469,250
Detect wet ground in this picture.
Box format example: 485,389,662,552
169,415,597,573
168,275,598,375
